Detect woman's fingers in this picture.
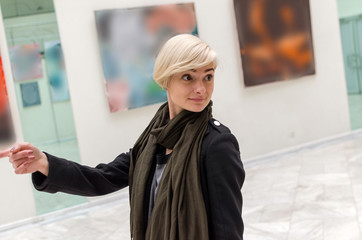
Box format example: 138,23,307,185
15,161,29,174
2,142,46,175
14,156,39,174
0,149,11,158
12,155,35,168
10,142,33,154
10,150,34,162
12,158,28,169
0,142,32,158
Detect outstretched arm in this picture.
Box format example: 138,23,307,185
32,151,130,196
1,143,131,196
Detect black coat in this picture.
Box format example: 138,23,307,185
32,118,245,240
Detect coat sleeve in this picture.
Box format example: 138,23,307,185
32,151,130,196
204,132,245,240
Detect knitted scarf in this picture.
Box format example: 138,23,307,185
129,101,212,240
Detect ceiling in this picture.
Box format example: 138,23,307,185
0,0,54,19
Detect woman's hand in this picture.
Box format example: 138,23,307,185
0,143,49,176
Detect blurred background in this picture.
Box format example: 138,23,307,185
0,0,361,239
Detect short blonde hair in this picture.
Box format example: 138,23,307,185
153,34,217,89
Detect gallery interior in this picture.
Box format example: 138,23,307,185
0,0,361,239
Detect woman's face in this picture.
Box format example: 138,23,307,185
167,63,215,118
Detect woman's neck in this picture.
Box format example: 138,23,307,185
167,97,182,120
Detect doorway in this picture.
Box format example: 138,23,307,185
340,15,362,130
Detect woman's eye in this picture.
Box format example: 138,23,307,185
205,74,214,81
182,74,192,81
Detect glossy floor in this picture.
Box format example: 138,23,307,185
1,132,362,239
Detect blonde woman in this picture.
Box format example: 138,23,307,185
1,34,245,240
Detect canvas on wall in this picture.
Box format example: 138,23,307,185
44,41,70,102
9,43,43,82
20,82,41,107
234,0,315,86
95,3,198,113
0,56,15,144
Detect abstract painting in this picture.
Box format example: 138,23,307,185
20,82,41,107
9,43,43,82
44,41,70,102
234,0,315,86
95,3,198,112
0,56,15,144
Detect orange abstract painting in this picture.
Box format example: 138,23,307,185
234,0,315,86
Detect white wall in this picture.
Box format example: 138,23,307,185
0,0,351,226
53,0,350,163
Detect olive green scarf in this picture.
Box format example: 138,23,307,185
129,101,212,240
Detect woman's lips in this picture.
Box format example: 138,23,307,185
189,98,205,102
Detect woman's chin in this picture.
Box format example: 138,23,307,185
185,104,208,113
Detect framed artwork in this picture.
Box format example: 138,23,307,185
234,0,315,86
20,82,41,107
9,43,43,82
95,3,198,113
0,56,15,144
44,41,70,102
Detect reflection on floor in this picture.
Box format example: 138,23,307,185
348,94,362,130
2,132,362,239
243,133,362,239
34,139,86,215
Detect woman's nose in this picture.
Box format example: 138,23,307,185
194,80,206,94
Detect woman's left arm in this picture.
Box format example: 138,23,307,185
203,131,245,240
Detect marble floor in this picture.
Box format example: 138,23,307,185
2,132,362,239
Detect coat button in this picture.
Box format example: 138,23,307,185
214,120,221,126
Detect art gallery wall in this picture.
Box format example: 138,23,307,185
337,0,362,18
51,0,350,165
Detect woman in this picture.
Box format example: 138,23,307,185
0,34,245,240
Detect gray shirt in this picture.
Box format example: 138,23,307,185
148,150,171,220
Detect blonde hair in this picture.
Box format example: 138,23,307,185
153,34,217,89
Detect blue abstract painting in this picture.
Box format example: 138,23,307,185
20,82,41,107
44,41,70,102
95,3,198,113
